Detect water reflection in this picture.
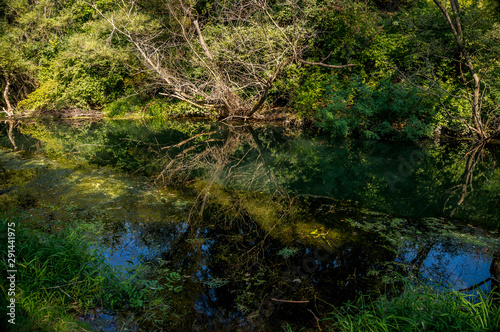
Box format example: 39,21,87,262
0,119,499,330
2,119,499,225
4,120,18,150
400,240,492,290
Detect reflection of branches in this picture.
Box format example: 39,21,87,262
155,123,293,270
57,114,102,126
156,124,289,198
4,120,18,150
491,250,500,297
459,277,491,292
444,142,486,216
410,243,434,272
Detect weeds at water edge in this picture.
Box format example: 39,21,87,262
324,280,500,331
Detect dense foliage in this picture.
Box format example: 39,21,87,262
1,0,499,139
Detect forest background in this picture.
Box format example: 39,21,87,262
1,0,500,141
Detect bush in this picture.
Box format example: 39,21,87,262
292,72,328,120
102,94,144,117
163,101,215,118
17,79,59,112
315,76,438,140
103,98,215,118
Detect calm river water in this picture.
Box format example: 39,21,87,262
1,119,499,331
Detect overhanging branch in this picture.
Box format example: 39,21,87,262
298,59,357,69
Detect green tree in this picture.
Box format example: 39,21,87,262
401,0,500,140
0,0,140,116
0,0,37,117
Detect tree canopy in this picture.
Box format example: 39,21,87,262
1,0,499,140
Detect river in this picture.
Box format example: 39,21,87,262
1,119,499,331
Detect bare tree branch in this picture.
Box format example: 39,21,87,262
88,0,352,120
298,59,357,69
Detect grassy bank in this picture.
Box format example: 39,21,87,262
0,214,181,331
325,282,500,332
0,214,108,331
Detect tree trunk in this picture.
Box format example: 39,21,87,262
463,50,485,139
7,121,17,150
245,57,294,118
432,0,487,139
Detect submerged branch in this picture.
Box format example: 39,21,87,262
271,298,309,304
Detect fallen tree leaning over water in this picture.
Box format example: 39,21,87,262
91,0,354,120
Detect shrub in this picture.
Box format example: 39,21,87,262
102,94,143,117
315,76,438,140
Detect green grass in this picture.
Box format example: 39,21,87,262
103,96,215,119
0,215,107,331
0,214,182,331
325,282,500,332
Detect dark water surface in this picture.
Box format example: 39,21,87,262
1,119,499,330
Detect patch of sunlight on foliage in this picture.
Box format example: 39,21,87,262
103,95,144,117
17,79,59,113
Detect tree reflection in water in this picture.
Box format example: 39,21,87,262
150,123,499,329
0,119,498,330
